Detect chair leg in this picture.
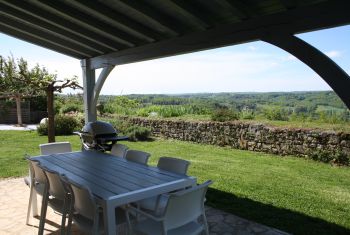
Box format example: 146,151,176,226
26,184,34,225
66,198,74,235
202,213,209,235
60,198,68,235
38,186,49,235
125,209,133,234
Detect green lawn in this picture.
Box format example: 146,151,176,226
0,130,349,235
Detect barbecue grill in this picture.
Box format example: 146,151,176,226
75,121,127,152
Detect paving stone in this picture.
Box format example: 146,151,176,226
0,178,291,235
207,214,225,223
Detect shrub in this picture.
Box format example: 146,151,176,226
106,119,130,135
124,126,151,141
333,151,350,166
211,108,239,122
241,110,255,120
306,149,349,166
264,107,289,121
61,103,83,114
37,115,81,135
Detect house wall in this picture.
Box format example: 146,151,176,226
126,117,350,158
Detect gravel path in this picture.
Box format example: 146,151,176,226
0,124,37,131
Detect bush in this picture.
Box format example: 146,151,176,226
333,151,350,166
124,126,151,141
264,107,289,121
211,108,239,122
61,103,83,114
306,149,349,166
241,110,255,120
37,115,81,135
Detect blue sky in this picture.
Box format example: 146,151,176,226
0,25,349,95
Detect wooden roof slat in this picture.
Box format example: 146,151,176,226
214,0,250,20
118,0,184,36
167,0,213,28
0,2,106,54
30,0,143,47
224,0,260,18
1,0,120,52
65,0,164,42
0,22,88,58
0,14,95,58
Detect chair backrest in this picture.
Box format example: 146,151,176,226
41,166,66,200
125,150,151,165
28,158,47,185
163,180,212,230
40,142,72,155
66,178,97,221
157,157,190,175
110,143,129,158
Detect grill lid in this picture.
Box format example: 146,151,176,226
82,121,117,137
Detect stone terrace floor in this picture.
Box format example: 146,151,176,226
0,178,290,235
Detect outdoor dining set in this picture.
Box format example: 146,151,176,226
25,121,212,235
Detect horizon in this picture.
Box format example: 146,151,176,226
63,90,335,96
1,25,349,95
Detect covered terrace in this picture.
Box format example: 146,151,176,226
0,1,349,235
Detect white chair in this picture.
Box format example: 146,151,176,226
63,177,103,235
40,167,72,235
111,143,129,158
125,150,151,165
26,158,47,226
157,157,190,175
126,180,213,235
24,142,72,189
39,142,72,155
139,157,191,211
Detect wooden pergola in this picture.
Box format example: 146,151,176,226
0,0,349,122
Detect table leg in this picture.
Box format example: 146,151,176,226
103,201,117,235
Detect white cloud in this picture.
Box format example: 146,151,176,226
325,50,342,58
247,46,258,51
283,55,297,61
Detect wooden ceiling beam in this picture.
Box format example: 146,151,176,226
168,0,213,28
0,22,88,58
118,0,184,36
31,0,145,47
0,0,120,51
0,2,106,54
65,0,164,42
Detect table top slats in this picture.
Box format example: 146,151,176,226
78,151,182,181
53,154,157,189
69,153,178,184
40,156,131,194
32,151,195,202
37,158,114,199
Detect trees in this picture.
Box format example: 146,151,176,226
0,56,40,126
0,54,82,142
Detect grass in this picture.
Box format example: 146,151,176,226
1,130,350,234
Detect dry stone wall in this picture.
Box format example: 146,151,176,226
127,117,350,157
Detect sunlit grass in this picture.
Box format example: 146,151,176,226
0,131,349,234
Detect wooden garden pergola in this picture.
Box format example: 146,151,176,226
0,0,349,122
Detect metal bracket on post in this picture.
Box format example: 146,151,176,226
262,34,350,109
90,66,115,117
81,59,115,124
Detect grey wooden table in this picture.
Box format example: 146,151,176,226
31,150,196,235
